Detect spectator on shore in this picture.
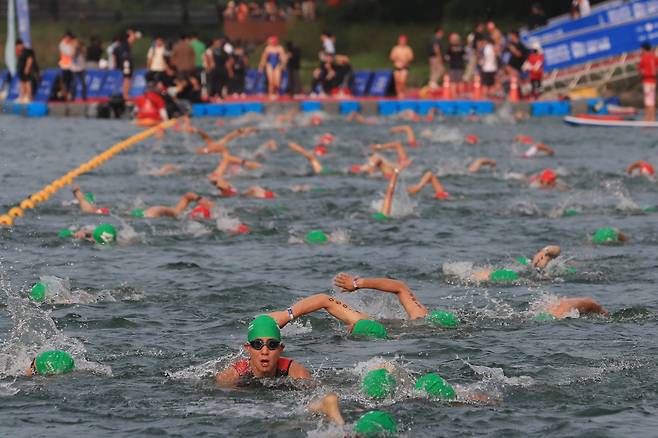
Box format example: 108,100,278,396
285,41,302,96
224,1,237,20
523,42,544,99
464,22,485,83
86,36,102,69
227,44,247,96
332,55,352,95
113,29,139,100
171,34,196,80
258,35,287,99
190,33,206,78
146,37,168,85
311,52,332,96
71,37,87,100
528,3,547,29
390,34,414,99
302,0,316,20
58,31,75,101
105,34,120,70
206,37,228,99
638,42,658,121
504,31,528,78
487,21,504,56
478,37,498,98
578,0,591,17
16,39,37,103
428,27,445,88
321,31,336,56
445,33,465,96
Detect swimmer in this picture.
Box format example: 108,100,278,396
470,245,562,282
407,170,449,199
310,394,397,436
370,141,409,163
528,168,567,190
215,314,311,386
67,223,117,244
130,192,202,218
626,160,655,178
212,176,276,199
288,142,324,174
209,152,262,181
591,227,628,245
467,157,497,173
71,186,110,215
521,142,555,158
380,167,401,217
390,125,417,146
25,350,75,377
346,111,379,125
539,297,608,319
514,134,535,145
196,127,257,155
353,153,398,177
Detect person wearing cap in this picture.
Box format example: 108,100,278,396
406,170,449,200
215,314,311,386
528,168,566,190
467,157,497,173
310,393,398,436
25,350,75,377
638,42,658,121
469,245,563,283
523,41,544,99
63,223,118,244
288,142,326,175
390,35,414,98
129,192,207,219
258,35,287,98
626,160,655,178
195,126,258,155
521,142,554,158
71,185,111,215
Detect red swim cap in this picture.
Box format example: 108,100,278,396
314,145,327,156
97,207,110,215
539,169,557,184
408,139,418,147
189,205,211,219
434,191,450,200
264,190,275,199
320,133,335,145
351,165,362,174
465,134,479,144
311,115,322,126
234,223,249,234
641,162,655,175
268,36,278,45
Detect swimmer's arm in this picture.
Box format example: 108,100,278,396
215,366,240,387
468,157,496,173
381,169,398,216
626,160,644,175
288,361,312,380
535,143,555,156
371,141,408,161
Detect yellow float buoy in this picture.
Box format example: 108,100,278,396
0,215,13,226
8,207,23,217
20,199,35,209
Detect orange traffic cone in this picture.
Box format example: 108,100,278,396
508,74,520,102
472,74,482,100
442,74,452,100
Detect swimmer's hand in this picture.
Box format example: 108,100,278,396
334,272,358,292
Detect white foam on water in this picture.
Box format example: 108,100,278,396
281,319,313,336
183,220,212,237
0,379,19,396
328,229,350,245
369,182,416,219
166,349,245,381
420,126,464,144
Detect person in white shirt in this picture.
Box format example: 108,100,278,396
478,37,498,97
146,37,168,84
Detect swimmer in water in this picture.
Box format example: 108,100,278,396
288,142,325,174
626,160,655,178
370,141,409,163
66,223,117,244
346,111,379,125
390,125,417,146
208,154,273,199
352,153,398,177
521,142,555,158
130,192,203,218
71,186,110,215
407,170,449,199
196,127,257,155
25,350,75,376
528,168,567,190
265,272,460,341
467,157,497,173
470,245,562,282
537,297,608,320
215,314,311,386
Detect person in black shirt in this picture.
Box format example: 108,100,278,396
505,31,528,75
113,29,139,100
208,37,229,98
86,36,102,69
428,27,445,88
444,33,465,95
16,39,38,102
285,41,301,96
227,45,248,96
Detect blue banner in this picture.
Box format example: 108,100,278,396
542,14,658,71
523,0,658,45
15,0,31,48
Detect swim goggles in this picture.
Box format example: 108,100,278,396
249,339,281,350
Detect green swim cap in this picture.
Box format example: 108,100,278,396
30,282,47,302
351,319,388,339
34,350,75,375
371,212,390,221
563,209,579,217
592,227,619,244
534,311,556,322
426,310,460,328
92,223,117,244
320,166,333,175
58,229,73,238
516,257,530,266
304,229,329,245
489,269,519,282
644,206,657,213
130,208,145,218
415,372,456,400
362,368,397,399
84,192,95,203
354,411,397,437
247,314,281,342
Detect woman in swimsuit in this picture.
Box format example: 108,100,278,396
258,36,287,98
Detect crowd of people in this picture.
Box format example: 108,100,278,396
223,0,317,22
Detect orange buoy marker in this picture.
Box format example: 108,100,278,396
508,74,520,103
442,74,452,100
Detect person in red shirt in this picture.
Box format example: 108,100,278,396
523,42,544,99
134,89,167,126
638,42,658,121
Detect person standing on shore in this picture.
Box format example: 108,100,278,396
638,42,658,122
390,35,414,98
58,31,76,101
427,27,445,89
16,39,37,103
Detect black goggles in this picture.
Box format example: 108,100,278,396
249,339,281,350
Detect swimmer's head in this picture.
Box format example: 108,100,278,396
30,282,47,302
415,372,456,400
246,315,284,376
426,310,460,328
371,212,390,222
362,368,397,399
563,209,579,217
398,34,408,44
267,35,278,45
304,230,329,245
354,411,397,437
189,205,211,220
92,223,117,244
351,319,388,339
97,207,110,215
130,208,145,218
31,350,75,376
591,227,620,245
517,256,530,266
489,269,519,282
538,168,557,185
247,315,281,342
534,311,556,322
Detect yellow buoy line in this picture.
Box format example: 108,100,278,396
0,118,179,227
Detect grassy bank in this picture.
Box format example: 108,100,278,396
1,17,523,89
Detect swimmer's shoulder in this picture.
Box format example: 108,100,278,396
288,360,311,380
